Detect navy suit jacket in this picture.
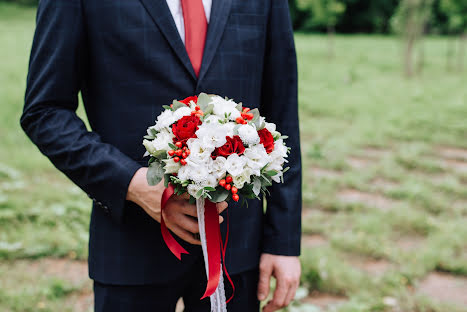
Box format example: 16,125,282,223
21,0,302,285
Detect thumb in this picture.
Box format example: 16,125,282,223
257,262,273,301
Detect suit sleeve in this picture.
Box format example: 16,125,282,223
20,0,142,224
260,0,302,256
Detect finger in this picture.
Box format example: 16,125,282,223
270,275,288,309
168,223,201,245
257,262,272,301
216,201,228,213
219,215,224,224
284,280,299,306
176,213,200,234
262,300,278,312
181,201,198,218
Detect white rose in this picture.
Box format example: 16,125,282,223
210,96,241,120
154,109,176,131
265,122,276,133
204,115,221,124
186,138,214,164
195,123,228,149
142,139,156,155
225,154,247,177
162,158,181,174
187,183,203,198
243,144,269,176
233,167,252,189
186,163,210,184
212,156,227,180
272,139,288,158
173,106,192,121
238,124,260,146
151,128,174,152
177,165,190,182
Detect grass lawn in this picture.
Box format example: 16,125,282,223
1,3,466,312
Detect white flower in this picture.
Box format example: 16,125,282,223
154,109,175,131
186,138,214,163
151,128,174,151
265,122,276,133
187,183,203,198
173,106,192,121
186,163,210,184
238,124,260,146
272,139,288,158
177,165,190,182
210,96,241,120
162,158,181,174
225,154,247,177
211,156,227,180
243,144,269,176
142,139,156,155
195,122,228,149
233,167,252,189
204,115,221,124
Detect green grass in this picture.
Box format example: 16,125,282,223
1,3,466,311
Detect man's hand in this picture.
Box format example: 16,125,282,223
126,168,228,245
257,253,301,312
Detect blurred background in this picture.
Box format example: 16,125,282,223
0,0,466,311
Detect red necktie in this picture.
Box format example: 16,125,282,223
181,0,208,77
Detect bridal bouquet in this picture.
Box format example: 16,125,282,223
142,93,289,311
143,93,289,204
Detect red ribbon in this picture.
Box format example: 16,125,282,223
160,184,189,260
160,184,234,300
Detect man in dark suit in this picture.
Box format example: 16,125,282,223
21,0,302,311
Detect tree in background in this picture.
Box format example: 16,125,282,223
297,0,346,58
439,0,467,71
391,0,434,77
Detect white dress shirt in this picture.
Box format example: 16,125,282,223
166,0,212,45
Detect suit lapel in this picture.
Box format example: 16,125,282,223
197,0,232,84
137,0,197,80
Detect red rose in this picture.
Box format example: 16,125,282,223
258,128,275,153
179,96,198,106
172,115,200,144
213,136,245,158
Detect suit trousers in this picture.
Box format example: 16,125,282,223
94,256,260,312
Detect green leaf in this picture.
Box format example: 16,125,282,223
144,135,154,140
195,188,204,198
265,170,278,177
252,177,262,196
209,187,230,203
189,196,196,205
152,149,167,159
146,162,164,186
168,143,177,150
197,93,212,110
163,174,171,188
162,105,172,111
204,186,216,192
235,103,243,111
172,100,186,110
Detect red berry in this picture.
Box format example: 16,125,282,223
243,107,250,113
195,105,201,111
232,194,239,202
175,141,183,148
170,104,174,108
180,159,187,166
236,117,244,124
225,184,231,191
186,149,191,155
219,179,226,187
173,157,180,163
175,149,183,156
226,176,233,184
245,113,254,120
231,186,238,194
182,152,187,158
191,111,197,116
168,150,175,156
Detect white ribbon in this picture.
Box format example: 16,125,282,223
196,198,227,312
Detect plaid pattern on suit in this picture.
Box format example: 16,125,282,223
21,0,302,285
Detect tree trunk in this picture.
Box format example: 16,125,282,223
327,25,335,59
416,38,425,75
446,36,455,72
459,33,466,72
405,35,415,77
